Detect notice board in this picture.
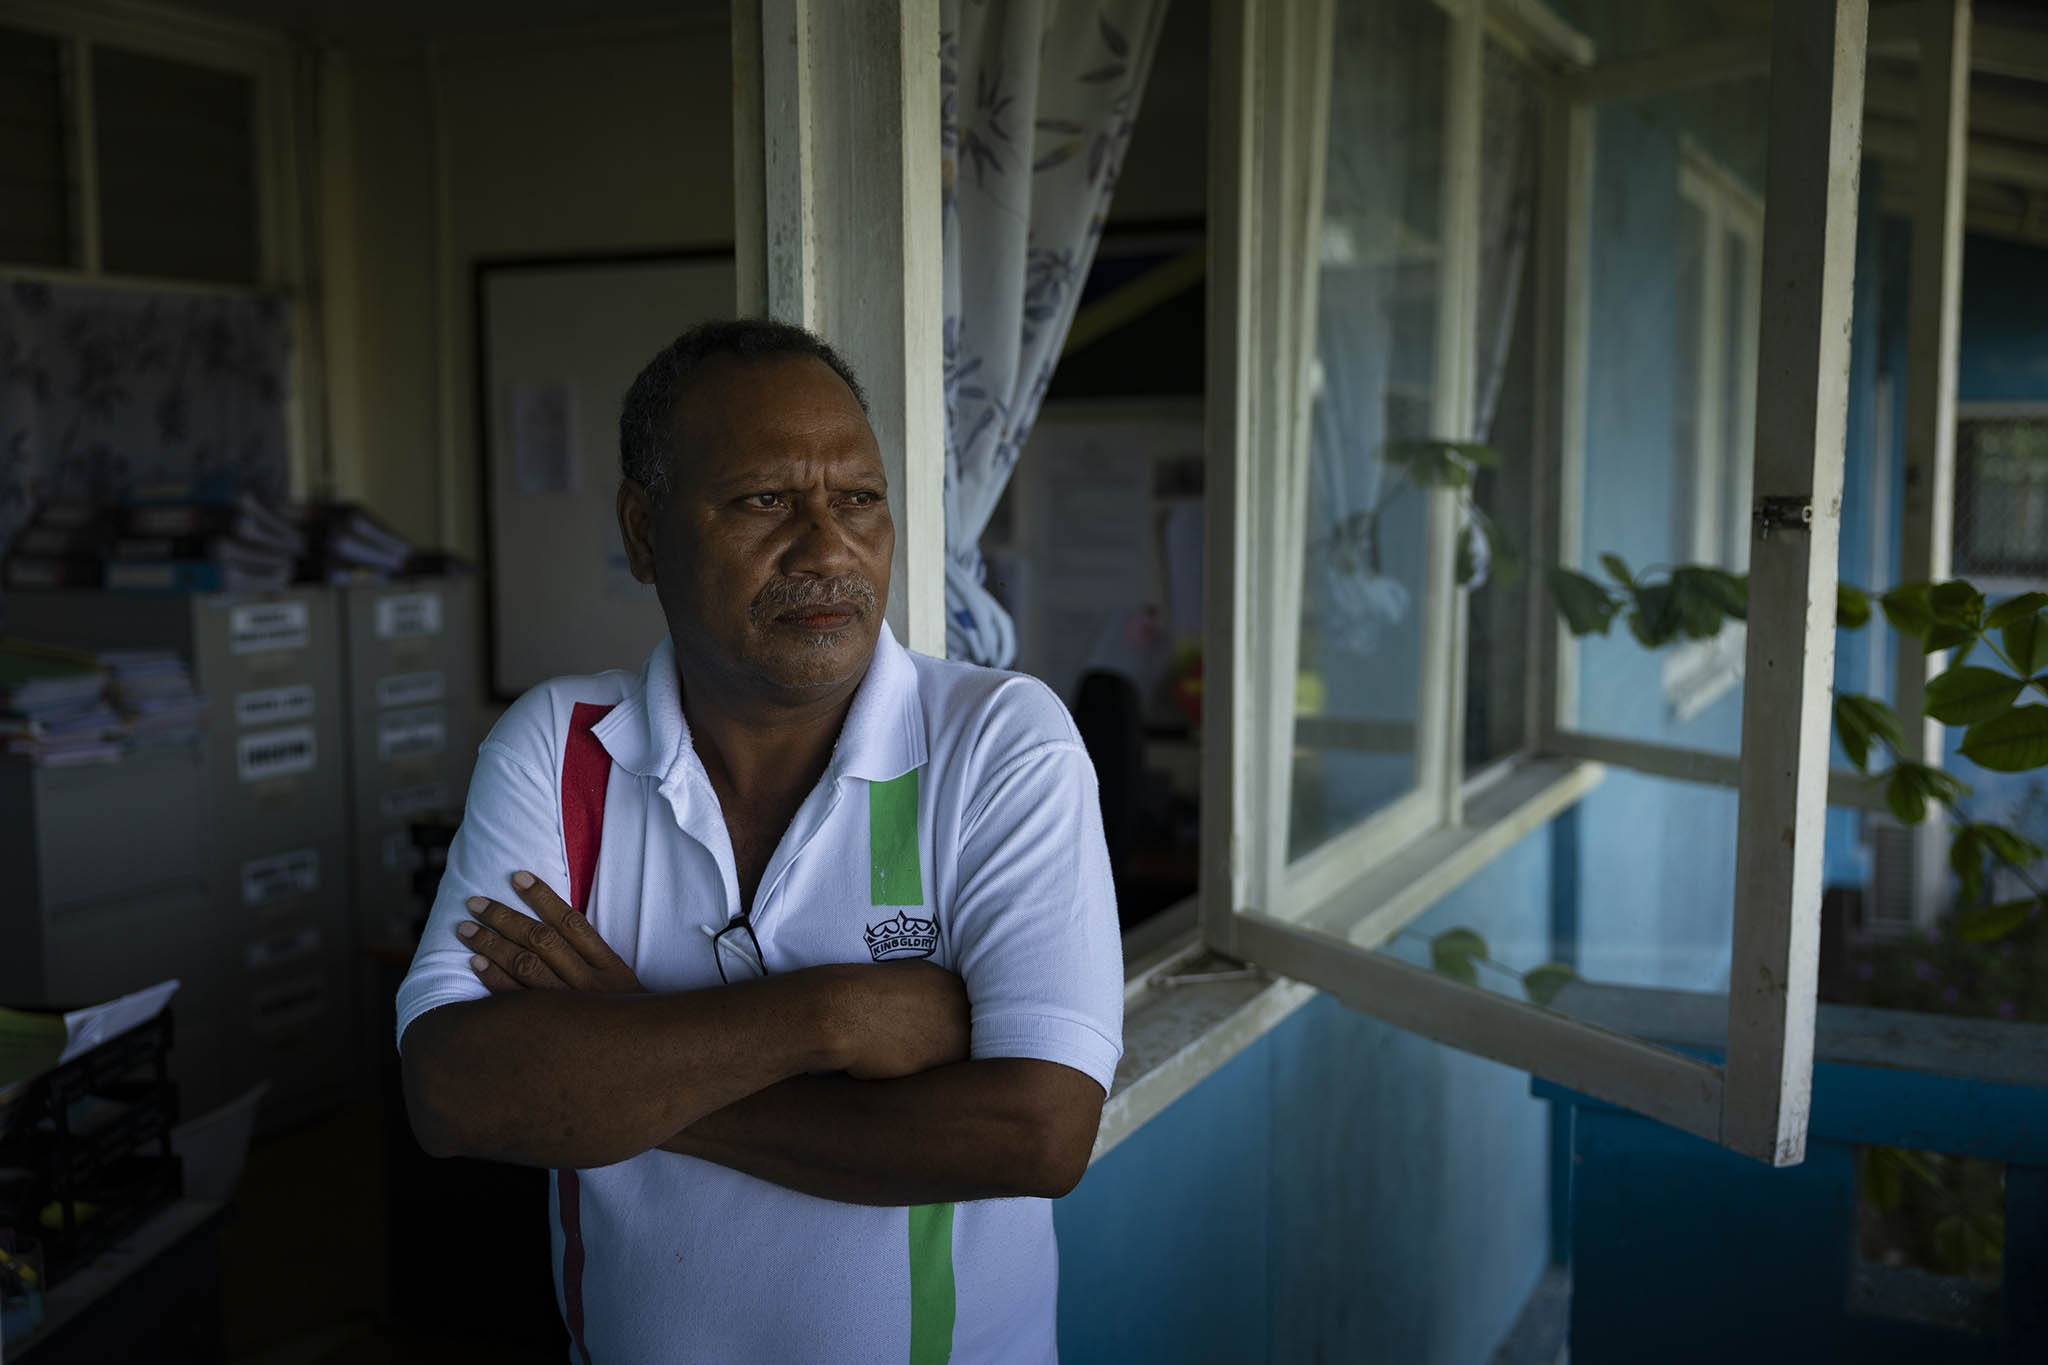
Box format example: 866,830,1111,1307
476,250,735,699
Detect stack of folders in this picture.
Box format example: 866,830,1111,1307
298,500,414,581
0,640,123,766
2,490,305,593
101,649,206,747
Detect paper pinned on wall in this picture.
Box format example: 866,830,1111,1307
511,381,579,494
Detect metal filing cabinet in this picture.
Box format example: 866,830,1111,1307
0,745,233,1112
6,589,358,1131
338,577,478,955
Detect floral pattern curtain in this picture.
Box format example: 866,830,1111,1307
940,0,1170,666
0,278,291,555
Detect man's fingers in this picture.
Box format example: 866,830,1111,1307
511,872,626,968
467,950,530,994
461,899,575,989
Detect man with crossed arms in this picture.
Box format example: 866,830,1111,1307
397,319,1123,1364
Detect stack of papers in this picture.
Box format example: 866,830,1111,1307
101,650,206,747
0,980,180,1100
0,640,122,766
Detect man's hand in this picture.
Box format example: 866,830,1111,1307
458,870,644,994
833,961,972,1079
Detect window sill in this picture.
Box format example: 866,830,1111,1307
1091,754,1604,1164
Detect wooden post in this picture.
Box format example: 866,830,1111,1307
1723,0,1867,1166
734,0,946,656
1894,0,1971,926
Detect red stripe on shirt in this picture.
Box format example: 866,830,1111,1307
559,700,615,1365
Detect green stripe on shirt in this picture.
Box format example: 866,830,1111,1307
907,1202,957,1364
870,770,924,906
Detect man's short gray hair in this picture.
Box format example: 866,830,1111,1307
618,317,870,500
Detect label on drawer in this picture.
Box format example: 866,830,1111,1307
375,670,445,708
380,781,449,819
238,725,316,781
377,706,446,762
229,601,310,654
235,683,314,726
246,926,322,971
242,848,320,905
376,591,443,639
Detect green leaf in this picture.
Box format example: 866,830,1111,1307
1924,666,2027,725
1834,695,1906,772
1430,927,1488,987
1950,825,1985,907
1975,823,2045,868
1522,962,1578,1009
1923,621,1980,655
1985,591,2048,629
1837,583,1872,630
1669,567,1741,639
2003,611,2048,678
1929,580,1985,629
1881,582,1937,637
1956,898,2037,943
1600,553,1635,589
1627,583,1683,647
1886,767,1928,824
1550,568,1621,636
1959,706,2048,772
1692,568,1749,620
1864,1148,1905,1214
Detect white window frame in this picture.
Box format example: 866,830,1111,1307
0,0,310,493
1197,0,1875,1167
1663,143,1765,721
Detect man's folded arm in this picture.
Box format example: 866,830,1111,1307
659,1056,1105,1205
404,972,840,1168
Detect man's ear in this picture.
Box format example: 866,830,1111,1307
616,480,659,584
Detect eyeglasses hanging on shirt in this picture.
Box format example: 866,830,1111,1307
703,914,765,983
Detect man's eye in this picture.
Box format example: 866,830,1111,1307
743,493,782,509
844,491,880,508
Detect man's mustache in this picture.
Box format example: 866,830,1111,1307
749,574,879,623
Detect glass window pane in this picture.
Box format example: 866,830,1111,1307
1722,226,1753,570
93,44,259,284
1466,42,1541,774
1572,76,1768,756
1290,0,1447,860
0,24,73,268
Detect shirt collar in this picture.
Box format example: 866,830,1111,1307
593,622,927,788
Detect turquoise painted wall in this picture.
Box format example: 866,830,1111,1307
1056,831,1556,1364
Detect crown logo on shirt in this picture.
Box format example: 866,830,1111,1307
865,911,940,962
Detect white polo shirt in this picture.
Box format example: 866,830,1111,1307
396,624,1124,1364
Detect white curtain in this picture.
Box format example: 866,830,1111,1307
940,0,1171,666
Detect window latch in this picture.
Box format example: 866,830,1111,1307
1753,495,1813,540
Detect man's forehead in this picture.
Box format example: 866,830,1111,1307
673,354,880,473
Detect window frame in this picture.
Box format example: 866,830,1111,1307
0,0,309,495
1199,0,1874,1167
1952,401,2048,588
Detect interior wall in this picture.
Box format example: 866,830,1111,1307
330,16,733,557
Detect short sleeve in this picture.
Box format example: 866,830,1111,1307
393,734,573,1050
948,741,1124,1094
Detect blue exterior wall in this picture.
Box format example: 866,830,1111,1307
1056,830,1556,1364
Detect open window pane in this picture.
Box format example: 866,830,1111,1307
1287,0,1450,861
1571,78,1769,750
